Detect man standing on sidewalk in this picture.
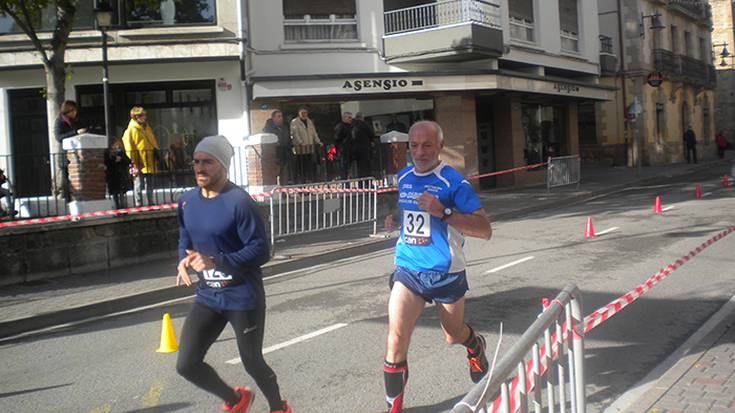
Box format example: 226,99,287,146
683,125,697,164
175,135,292,413
382,121,493,412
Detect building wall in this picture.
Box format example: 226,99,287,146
712,0,735,141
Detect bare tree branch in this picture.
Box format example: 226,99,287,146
15,0,50,66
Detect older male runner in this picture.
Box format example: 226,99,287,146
175,135,292,413
383,121,492,412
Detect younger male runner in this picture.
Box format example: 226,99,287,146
383,121,492,412
175,135,291,413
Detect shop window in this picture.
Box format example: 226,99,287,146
0,0,103,34
77,80,217,154
126,0,215,27
559,0,579,52
522,104,563,164
283,0,357,42
509,0,534,42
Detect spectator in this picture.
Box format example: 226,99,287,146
386,115,407,133
104,138,131,209
683,125,697,164
0,168,16,218
54,100,88,202
122,106,160,206
351,112,375,178
289,107,322,183
264,110,293,185
334,112,353,179
166,134,190,187
716,131,728,159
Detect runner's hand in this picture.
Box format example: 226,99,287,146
185,249,216,272
416,192,444,218
176,256,192,287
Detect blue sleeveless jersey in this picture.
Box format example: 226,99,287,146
394,162,482,273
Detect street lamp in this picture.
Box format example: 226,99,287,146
640,11,665,38
94,0,113,143
713,43,731,67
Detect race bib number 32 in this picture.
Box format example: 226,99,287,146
403,210,431,246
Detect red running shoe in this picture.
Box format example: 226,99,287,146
271,400,293,413
222,387,254,413
467,334,489,383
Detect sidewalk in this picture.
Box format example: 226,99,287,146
621,297,735,413
0,159,731,339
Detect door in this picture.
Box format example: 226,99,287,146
8,88,51,197
476,97,496,188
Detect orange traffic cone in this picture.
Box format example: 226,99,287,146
653,196,663,214
695,184,701,199
724,175,730,188
584,216,595,239
156,313,178,353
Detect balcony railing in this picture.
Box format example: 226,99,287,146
653,49,715,88
384,0,501,35
284,14,358,42
599,35,613,54
666,0,708,20
654,48,681,75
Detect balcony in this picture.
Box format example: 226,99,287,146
653,49,714,88
383,0,503,64
666,0,712,26
599,35,617,74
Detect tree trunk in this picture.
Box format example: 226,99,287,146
45,62,66,154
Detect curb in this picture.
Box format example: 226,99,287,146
0,161,727,339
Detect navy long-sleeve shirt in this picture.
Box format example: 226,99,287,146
177,182,270,311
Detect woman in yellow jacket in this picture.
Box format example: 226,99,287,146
122,106,160,206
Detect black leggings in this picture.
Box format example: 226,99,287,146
176,298,283,410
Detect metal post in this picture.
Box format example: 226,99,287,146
570,297,586,413
101,28,112,143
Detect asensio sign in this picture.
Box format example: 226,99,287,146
342,78,424,91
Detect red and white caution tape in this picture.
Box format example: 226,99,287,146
1,162,547,229
481,226,735,413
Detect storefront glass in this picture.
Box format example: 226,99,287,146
270,98,433,182
522,103,564,164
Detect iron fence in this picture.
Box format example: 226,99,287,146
547,155,581,191
451,284,585,413
262,177,380,248
384,0,501,36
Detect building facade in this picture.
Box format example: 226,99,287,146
0,0,615,197
712,0,735,142
247,0,614,187
596,0,717,167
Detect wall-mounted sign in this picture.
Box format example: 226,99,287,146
342,79,423,92
647,72,664,87
553,82,581,94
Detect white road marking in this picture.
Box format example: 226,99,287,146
484,256,535,274
226,323,349,365
702,192,713,198
596,227,620,236
661,206,675,212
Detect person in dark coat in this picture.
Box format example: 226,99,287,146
54,100,88,202
104,138,132,209
263,110,293,185
715,131,728,159
334,112,353,179
683,125,697,164
351,112,375,178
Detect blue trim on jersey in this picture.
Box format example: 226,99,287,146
394,162,482,273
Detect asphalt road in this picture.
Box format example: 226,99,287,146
1,167,734,413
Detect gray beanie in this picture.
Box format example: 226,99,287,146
194,135,234,170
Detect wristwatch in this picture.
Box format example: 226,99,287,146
441,207,453,221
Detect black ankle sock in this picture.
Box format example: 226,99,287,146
463,325,480,353
225,389,241,407
384,359,408,410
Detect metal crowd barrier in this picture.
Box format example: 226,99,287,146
264,177,380,248
451,284,585,413
547,155,581,192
